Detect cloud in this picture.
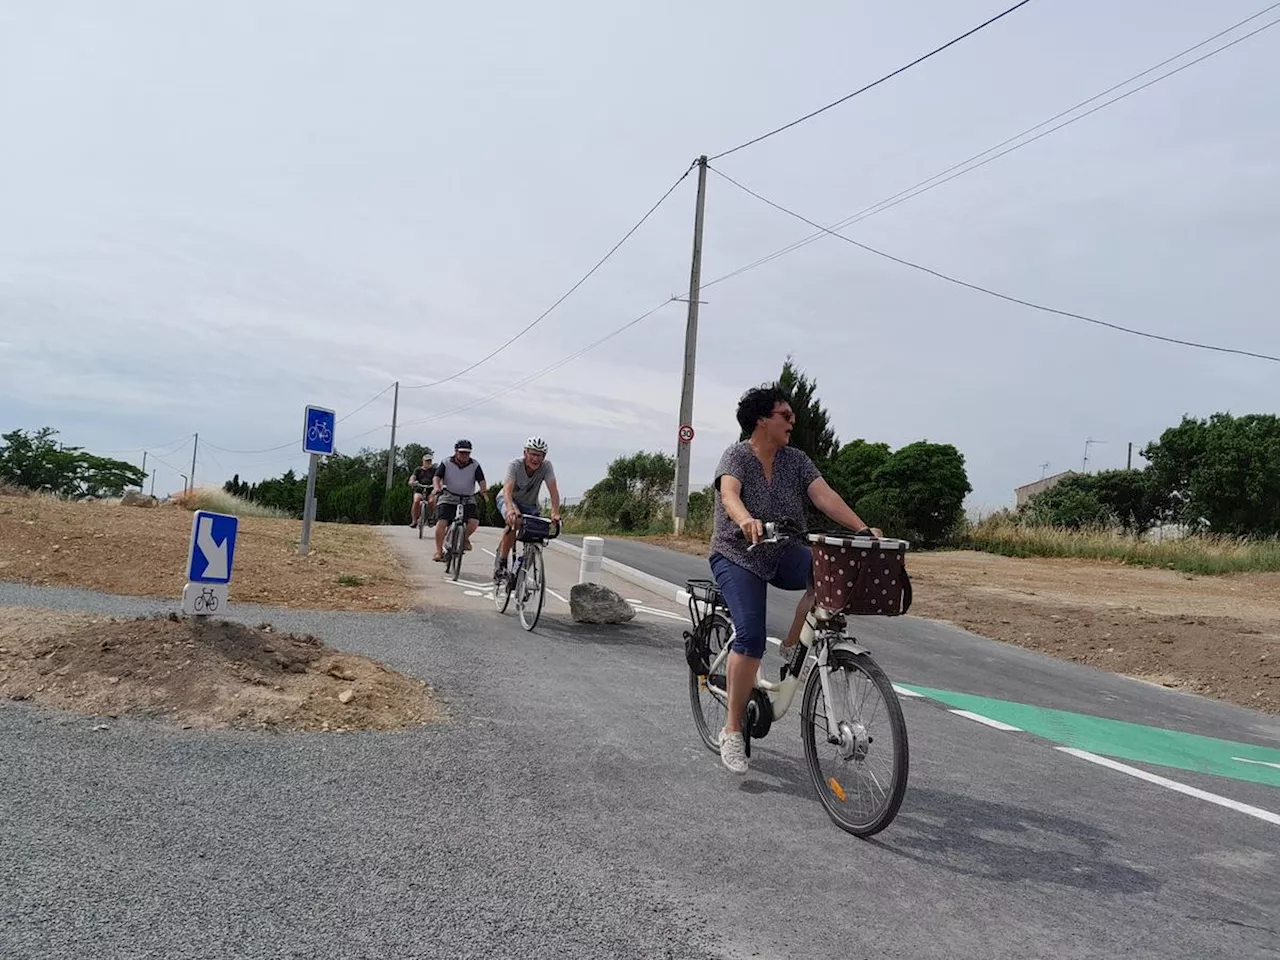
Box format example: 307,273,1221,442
4,0,1280,509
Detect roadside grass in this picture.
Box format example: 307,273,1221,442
561,513,1280,576
959,519,1280,575
178,487,292,520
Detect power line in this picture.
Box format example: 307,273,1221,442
339,382,394,422
841,11,1280,224
710,0,1037,161
701,4,1280,293
202,382,396,454
91,434,194,456
399,163,696,391
709,165,1280,364
396,299,678,429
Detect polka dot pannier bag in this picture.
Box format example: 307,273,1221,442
809,533,912,616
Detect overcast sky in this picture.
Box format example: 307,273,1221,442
2,0,1278,512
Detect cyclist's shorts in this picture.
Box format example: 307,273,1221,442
497,494,540,521
437,501,478,523
709,543,812,659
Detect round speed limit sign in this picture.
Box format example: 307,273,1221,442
678,424,695,444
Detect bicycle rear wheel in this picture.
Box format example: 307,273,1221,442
801,647,908,837
517,547,545,631
688,612,732,752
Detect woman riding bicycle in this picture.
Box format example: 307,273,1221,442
710,384,882,774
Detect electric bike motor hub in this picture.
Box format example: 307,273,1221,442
745,691,773,740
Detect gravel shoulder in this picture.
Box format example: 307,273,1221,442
3,580,1275,960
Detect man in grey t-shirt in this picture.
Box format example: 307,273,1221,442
494,436,561,579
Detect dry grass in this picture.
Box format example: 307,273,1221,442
963,520,1280,575
177,486,292,519
0,494,416,611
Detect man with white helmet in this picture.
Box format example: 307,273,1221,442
494,436,561,580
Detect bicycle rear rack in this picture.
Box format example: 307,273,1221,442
685,578,724,630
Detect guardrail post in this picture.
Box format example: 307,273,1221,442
579,536,604,584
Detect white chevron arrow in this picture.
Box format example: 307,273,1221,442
196,516,228,580
1233,757,1280,771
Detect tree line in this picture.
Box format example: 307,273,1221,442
570,358,974,547
1018,412,1280,537
223,441,508,527
0,428,146,498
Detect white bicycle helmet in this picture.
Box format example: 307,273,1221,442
524,436,549,453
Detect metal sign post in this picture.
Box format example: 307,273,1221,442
299,405,336,556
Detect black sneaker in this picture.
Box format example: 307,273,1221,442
493,560,507,581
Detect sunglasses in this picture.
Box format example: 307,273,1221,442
773,409,796,423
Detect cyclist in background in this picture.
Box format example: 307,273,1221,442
494,436,560,580
429,439,488,562
408,452,435,528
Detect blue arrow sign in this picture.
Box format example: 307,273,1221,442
303,405,336,456
187,510,238,584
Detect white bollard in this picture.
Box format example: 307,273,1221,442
579,536,604,584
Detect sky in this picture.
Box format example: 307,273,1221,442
2,0,1278,512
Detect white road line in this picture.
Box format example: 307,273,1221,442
948,709,1022,732
631,605,686,621
547,588,569,605
892,685,923,698
445,578,495,590
1057,747,1280,827
1233,757,1280,771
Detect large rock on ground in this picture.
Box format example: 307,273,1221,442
120,490,157,508
569,582,635,624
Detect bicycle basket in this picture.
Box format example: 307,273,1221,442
517,515,554,543
809,533,912,616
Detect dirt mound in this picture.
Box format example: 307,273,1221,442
0,607,439,731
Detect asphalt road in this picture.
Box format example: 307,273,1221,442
2,530,1278,958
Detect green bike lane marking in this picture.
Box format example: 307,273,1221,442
903,684,1280,789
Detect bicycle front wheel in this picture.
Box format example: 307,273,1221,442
517,547,545,631
801,647,908,837
447,525,462,581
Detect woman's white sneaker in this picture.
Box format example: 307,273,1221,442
719,729,748,774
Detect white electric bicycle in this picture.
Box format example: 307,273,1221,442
684,521,911,837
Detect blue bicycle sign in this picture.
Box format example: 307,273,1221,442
303,405,336,456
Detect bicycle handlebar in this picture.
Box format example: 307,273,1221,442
733,518,878,551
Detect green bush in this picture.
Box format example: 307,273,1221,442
377,479,409,524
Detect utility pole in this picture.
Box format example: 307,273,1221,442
189,433,199,494
1127,442,1133,470
385,380,400,490
1040,461,1050,479
140,451,147,490
150,471,156,497
672,155,708,536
